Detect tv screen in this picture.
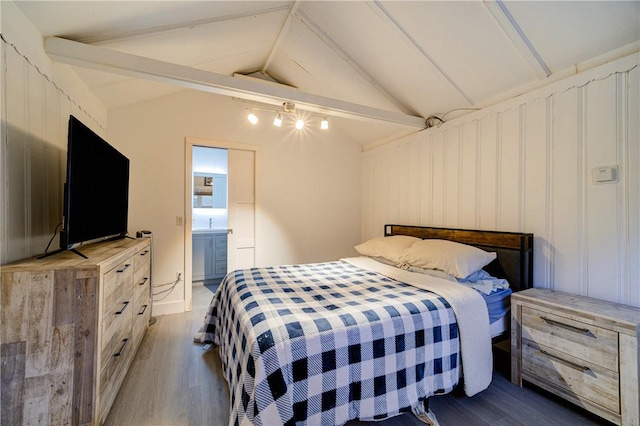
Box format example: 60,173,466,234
60,115,130,251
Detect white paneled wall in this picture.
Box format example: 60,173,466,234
1,3,107,264
362,54,640,308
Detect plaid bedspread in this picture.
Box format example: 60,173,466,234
198,261,460,426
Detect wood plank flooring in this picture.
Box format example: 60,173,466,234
105,285,611,426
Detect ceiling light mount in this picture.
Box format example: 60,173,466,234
282,102,295,113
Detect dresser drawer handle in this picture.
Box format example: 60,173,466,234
139,277,148,286
540,316,593,336
115,301,130,314
138,304,148,315
114,339,129,357
539,349,590,372
117,264,131,273
140,250,149,256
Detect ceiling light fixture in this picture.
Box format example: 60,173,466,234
247,110,258,125
273,113,283,127
243,102,328,131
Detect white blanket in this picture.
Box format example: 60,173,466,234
343,256,493,397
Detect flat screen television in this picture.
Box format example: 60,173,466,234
59,115,130,255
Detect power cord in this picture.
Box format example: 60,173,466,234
152,273,182,302
425,107,480,128
43,223,63,255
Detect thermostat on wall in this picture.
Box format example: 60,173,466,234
592,165,618,184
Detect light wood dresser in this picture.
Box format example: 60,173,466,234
1,237,151,425
511,288,639,425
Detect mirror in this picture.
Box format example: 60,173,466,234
193,173,227,208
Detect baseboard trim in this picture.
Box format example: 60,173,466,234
152,300,184,316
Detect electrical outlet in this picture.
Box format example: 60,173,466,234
176,271,182,281
176,216,184,226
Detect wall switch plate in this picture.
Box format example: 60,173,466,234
176,216,184,226
592,165,618,184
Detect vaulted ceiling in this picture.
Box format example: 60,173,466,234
14,1,640,145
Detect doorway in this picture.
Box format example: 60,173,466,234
184,138,257,312
191,146,228,309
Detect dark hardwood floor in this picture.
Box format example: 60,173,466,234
105,285,610,426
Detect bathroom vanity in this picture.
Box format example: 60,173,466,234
192,229,227,283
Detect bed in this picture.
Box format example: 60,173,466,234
196,225,533,426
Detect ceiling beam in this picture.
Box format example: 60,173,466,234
295,9,415,116
44,37,426,128
483,0,551,79
261,1,301,73
76,5,292,45
370,1,475,106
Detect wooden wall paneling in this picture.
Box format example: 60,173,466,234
371,151,388,236
5,47,28,263
361,60,639,307
364,154,377,240
393,144,404,223
522,99,551,288
388,143,403,224
443,126,461,228
417,135,432,226
627,66,640,307
585,77,620,303
1,40,6,266
403,139,420,226
431,133,445,227
499,107,522,231
384,147,398,225
459,120,479,229
43,73,63,251
360,155,373,240
27,65,47,256
551,88,581,295
478,114,499,230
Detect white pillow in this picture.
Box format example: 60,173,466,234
399,239,496,279
354,235,421,265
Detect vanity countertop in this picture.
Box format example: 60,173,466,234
193,228,228,234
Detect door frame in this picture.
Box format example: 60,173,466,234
184,137,258,312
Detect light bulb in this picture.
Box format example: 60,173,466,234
295,119,305,130
247,111,258,124
273,113,282,127
321,117,329,130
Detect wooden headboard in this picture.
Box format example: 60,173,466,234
384,224,534,293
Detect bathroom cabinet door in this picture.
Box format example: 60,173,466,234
192,234,214,281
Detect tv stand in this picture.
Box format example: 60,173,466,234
37,247,88,259
70,247,89,259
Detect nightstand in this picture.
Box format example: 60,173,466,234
511,288,639,426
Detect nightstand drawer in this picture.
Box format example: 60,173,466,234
522,306,618,371
522,340,619,413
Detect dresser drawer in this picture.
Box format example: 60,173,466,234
132,299,150,348
102,259,134,351
522,340,620,413
132,268,150,344
134,246,151,274
99,327,134,421
521,306,618,371
133,264,150,305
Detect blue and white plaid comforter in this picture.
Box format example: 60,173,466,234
198,260,460,426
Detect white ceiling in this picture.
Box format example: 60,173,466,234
15,1,640,145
